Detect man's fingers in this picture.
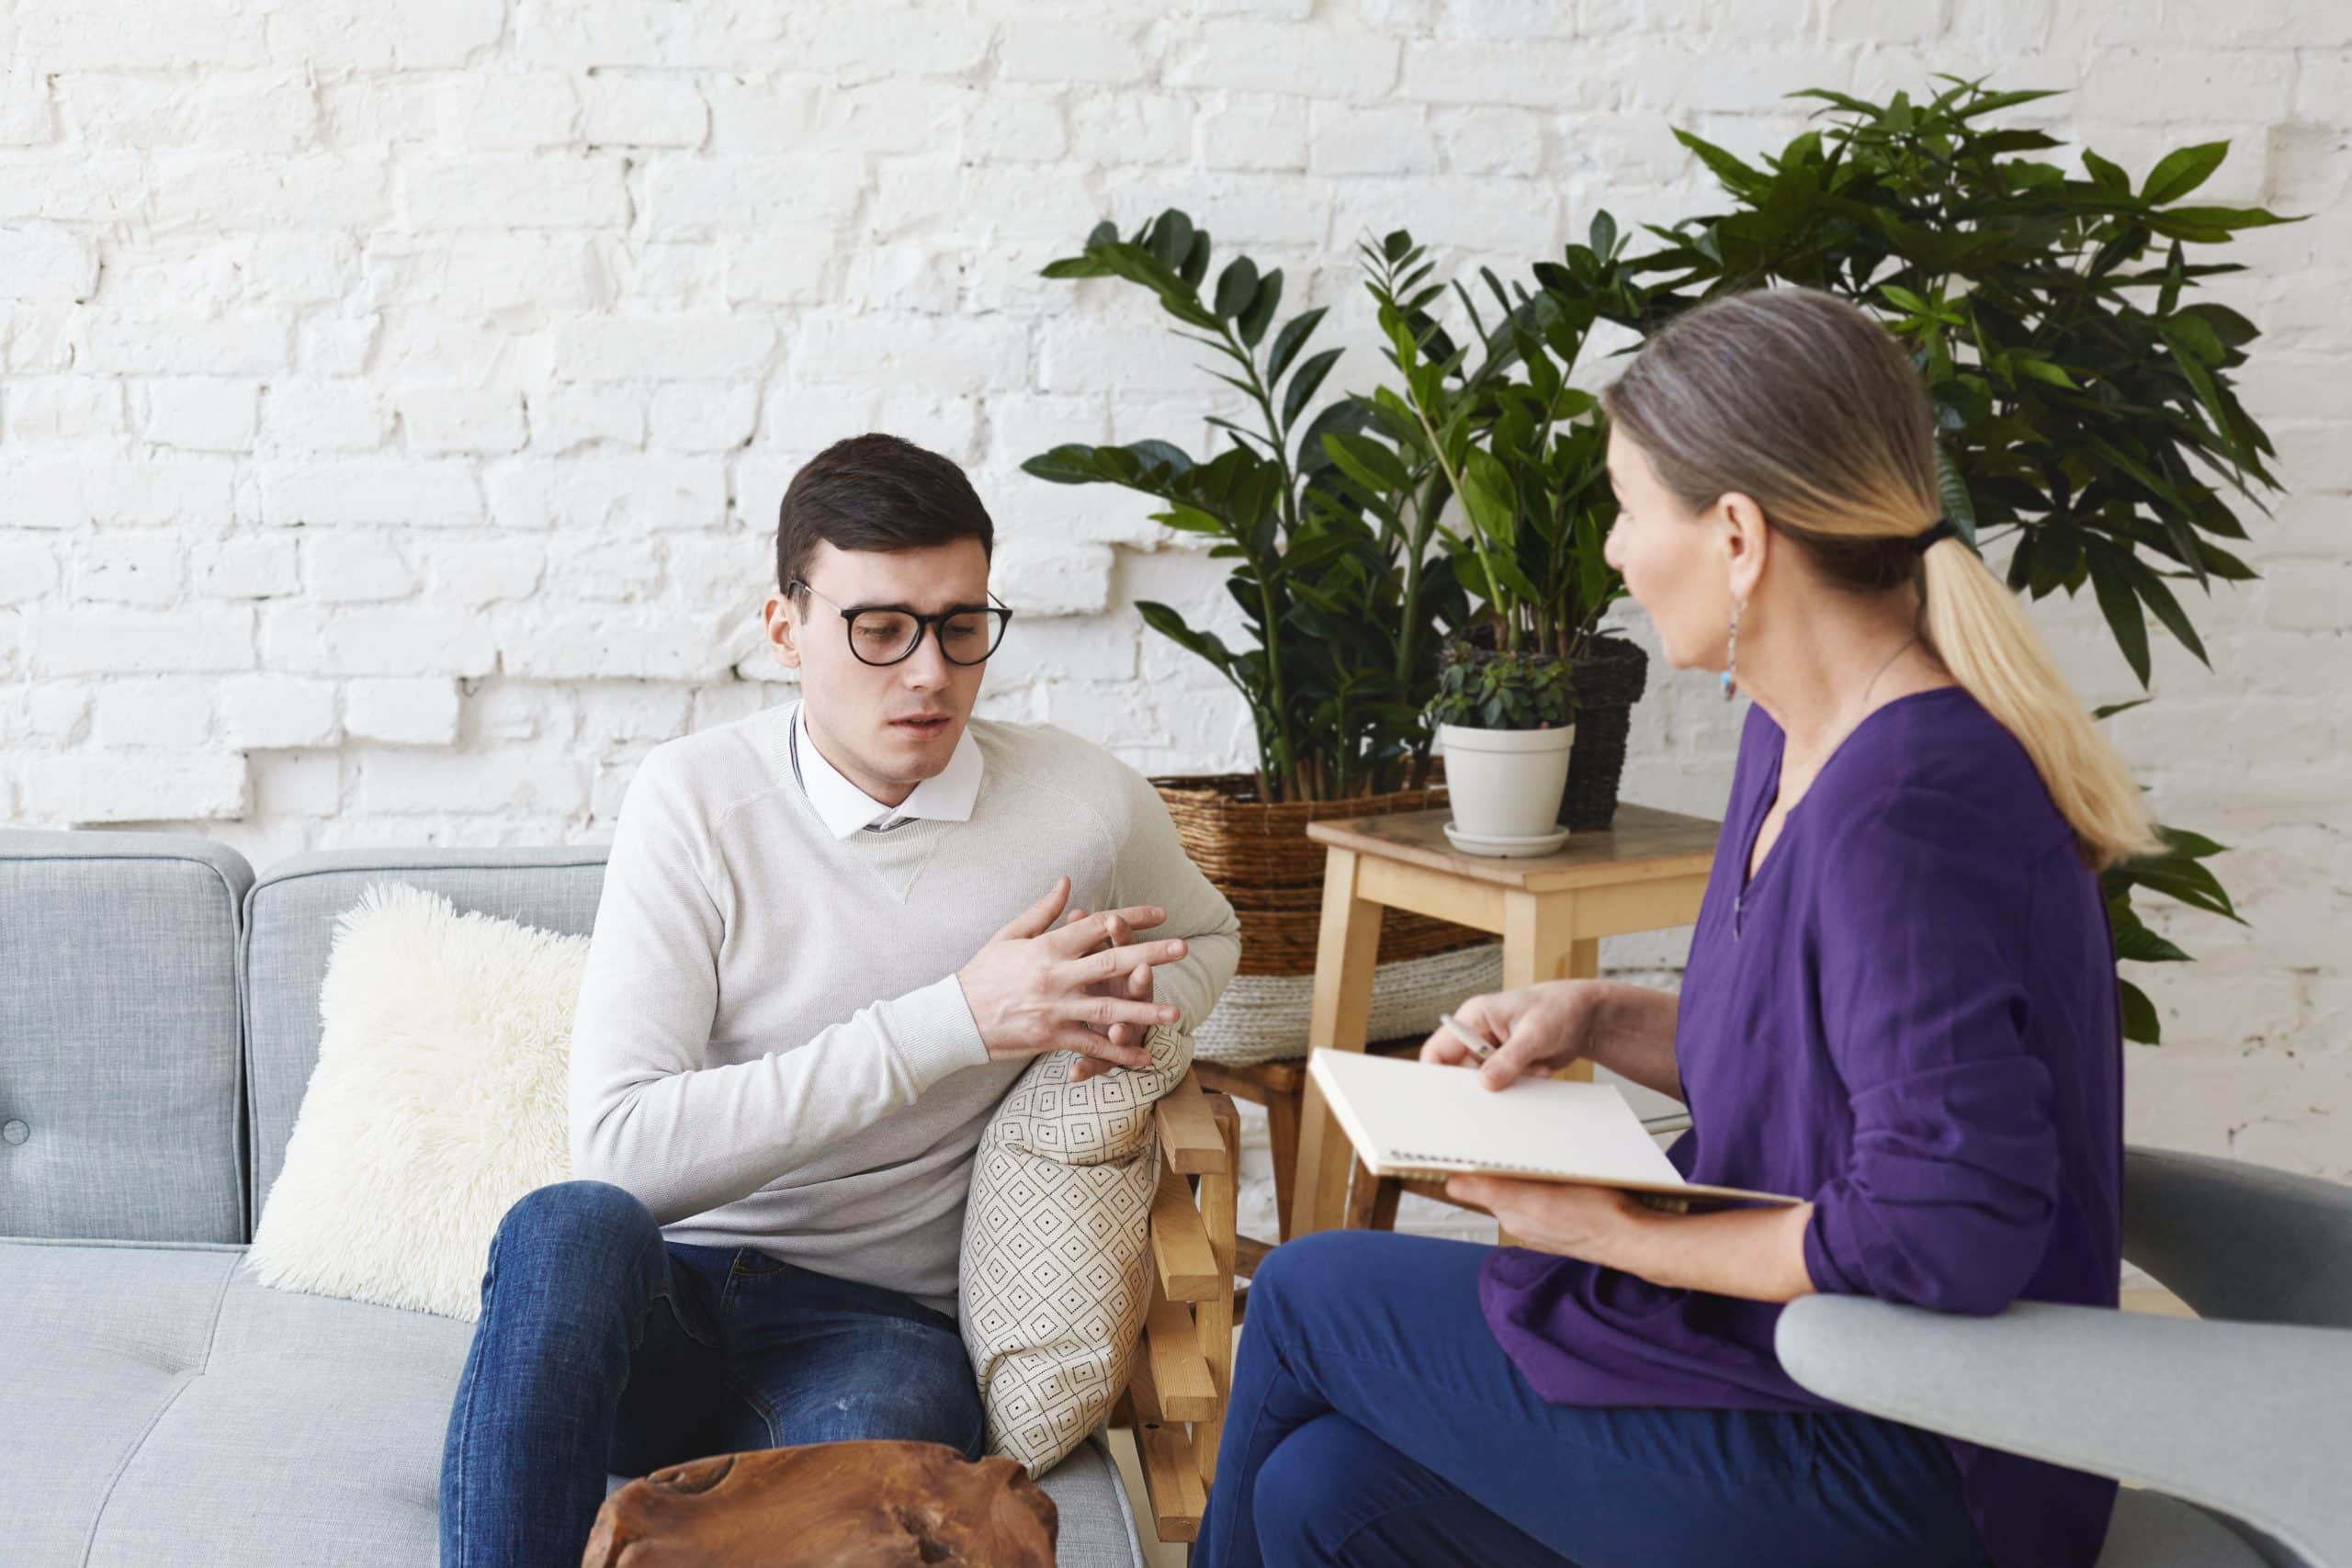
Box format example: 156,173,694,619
1058,1028,1153,1069
1125,961,1151,1000
1041,905,1165,957
1070,996,1179,1030
1064,937,1185,987
997,876,1072,942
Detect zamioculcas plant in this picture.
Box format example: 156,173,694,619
1023,209,1466,800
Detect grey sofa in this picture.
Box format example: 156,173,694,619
1780,1147,2352,1568
1,829,1147,1568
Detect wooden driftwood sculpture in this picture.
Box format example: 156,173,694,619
582,1439,1057,1567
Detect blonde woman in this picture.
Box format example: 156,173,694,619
1194,288,2154,1568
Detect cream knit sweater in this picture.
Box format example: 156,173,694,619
567,701,1241,1316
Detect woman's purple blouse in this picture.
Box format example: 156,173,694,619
1478,686,2124,1568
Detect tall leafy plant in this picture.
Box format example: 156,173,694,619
1607,76,2296,1041
1337,226,1642,664
1022,209,1464,801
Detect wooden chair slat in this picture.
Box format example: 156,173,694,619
1154,1069,1228,1175
1148,1164,1220,1302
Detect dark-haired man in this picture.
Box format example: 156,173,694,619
438,433,1240,1567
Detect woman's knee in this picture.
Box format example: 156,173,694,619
1250,1416,1380,1564
1244,1228,1415,1343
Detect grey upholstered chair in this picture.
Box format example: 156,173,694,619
1779,1146,2352,1568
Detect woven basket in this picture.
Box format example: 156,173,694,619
1559,633,1650,831
1193,942,1503,1066
1151,768,1488,978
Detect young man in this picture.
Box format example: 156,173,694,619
438,433,1241,1568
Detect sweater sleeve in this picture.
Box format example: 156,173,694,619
1801,788,2061,1316
1104,760,1240,1036
567,750,989,1224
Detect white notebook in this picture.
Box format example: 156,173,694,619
1307,1049,1799,1209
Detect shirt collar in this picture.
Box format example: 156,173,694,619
787,700,983,840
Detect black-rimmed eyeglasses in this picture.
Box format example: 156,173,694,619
787,579,1013,667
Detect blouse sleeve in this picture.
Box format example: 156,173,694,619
1801,788,2062,1316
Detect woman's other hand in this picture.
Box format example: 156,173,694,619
1443,1175,1645,1262
1419,981,1607,1091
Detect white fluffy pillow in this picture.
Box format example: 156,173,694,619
959,1023,1193,1476
246,882,583,1320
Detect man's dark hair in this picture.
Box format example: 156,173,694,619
775,433,994,595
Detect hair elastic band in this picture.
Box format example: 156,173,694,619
1911,518,1959,555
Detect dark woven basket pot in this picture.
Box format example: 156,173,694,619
1559,633,1650,830
1150,764,1489,978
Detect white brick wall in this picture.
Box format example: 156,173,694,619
2,0,2346,1205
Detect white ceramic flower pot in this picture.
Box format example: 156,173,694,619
1437,721,1577,844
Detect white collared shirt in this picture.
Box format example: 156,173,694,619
786,699,983,839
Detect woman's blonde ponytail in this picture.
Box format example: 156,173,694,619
1602,286,2167,872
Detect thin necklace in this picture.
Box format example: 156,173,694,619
1735,630,1920,942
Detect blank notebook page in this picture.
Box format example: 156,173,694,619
1308,1048,1687,1187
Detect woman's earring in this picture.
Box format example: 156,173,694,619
1721,599,1742,701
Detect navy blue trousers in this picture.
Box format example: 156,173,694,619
1193,1230,1990,1568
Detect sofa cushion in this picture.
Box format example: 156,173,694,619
2,1237,1146,1568
0,830,253,1244
242,848,606,1225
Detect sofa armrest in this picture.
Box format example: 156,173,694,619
1776,1294,2352,1567
1117,1078,1238,1545
2124,1145,2352,1330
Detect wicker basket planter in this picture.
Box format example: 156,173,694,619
1153,769,1499,1065
1561,633,1651,831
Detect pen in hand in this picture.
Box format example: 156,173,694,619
1437,1010,1498,1064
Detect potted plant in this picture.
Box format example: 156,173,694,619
1023,209,1498,1061
1351,231,1581,852
1326,227,1653,833
1425,638,1576,849
1608,75,2294,1040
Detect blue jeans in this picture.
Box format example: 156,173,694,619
439,1179,984,1568
1195,1230,1990,1568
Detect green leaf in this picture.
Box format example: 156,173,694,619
2117,978,2160,1044
2141,141,2230,206
1213,256,1260,321
1323,431,1411,497
1237,268,1284,347
1020,443,1108,485
1282,346,1344,432
1673,129,1771,199
1148,209,1194,273
1459,448,1518,550
2083,541,2151,686
2081,148,2132,195
1266,306,1329,386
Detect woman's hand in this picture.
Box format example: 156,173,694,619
1419,981,1609,1091
1443,1174,1646,1262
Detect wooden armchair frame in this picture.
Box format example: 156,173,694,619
1108,1069,1239,1545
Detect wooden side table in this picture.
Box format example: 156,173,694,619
1290,803,1721,1237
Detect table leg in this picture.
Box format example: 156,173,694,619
1291,848,1383,1237
1504,891,1595,1086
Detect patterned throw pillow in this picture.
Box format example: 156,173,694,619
958,1023,1193,1476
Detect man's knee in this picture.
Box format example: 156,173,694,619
484,1180,661,1311
497,1179,655,1254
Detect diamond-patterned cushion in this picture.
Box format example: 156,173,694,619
958,1025,1191,1475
